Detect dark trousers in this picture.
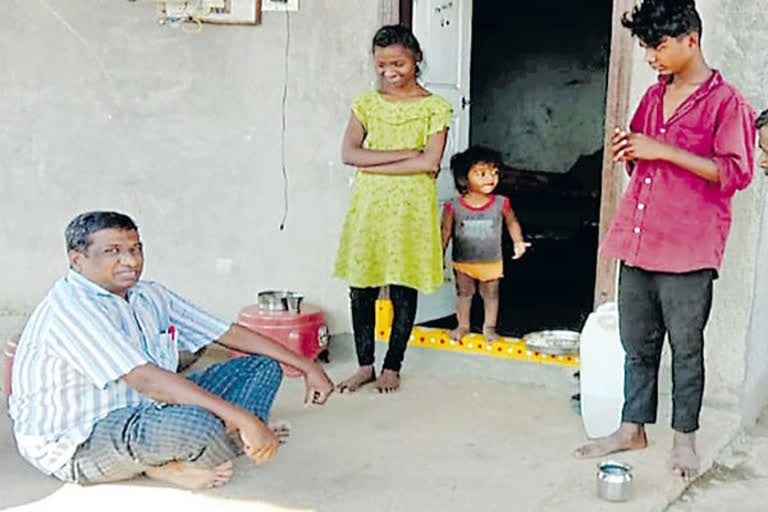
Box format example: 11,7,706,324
619,264,714,433
349,285,418,372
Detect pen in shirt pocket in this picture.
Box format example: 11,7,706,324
166,324,177,342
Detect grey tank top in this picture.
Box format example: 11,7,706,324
450,195,506,263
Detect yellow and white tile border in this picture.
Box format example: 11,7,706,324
375,300,579,368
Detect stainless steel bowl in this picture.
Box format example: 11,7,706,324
522,330,580,355
597,460,633,502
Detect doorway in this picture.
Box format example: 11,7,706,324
468,0,612,336
399,0,622,336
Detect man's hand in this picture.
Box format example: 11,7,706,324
303,364,334,405
613,128,670,162
238,415,279,465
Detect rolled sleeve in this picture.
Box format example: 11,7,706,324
713,98,756,196
48,301,149,389
428,99,452,136
165,287,231,353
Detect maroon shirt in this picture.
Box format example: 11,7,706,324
601,71,756,273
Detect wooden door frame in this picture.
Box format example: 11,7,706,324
594,0,635,306
379,0,412,25
379,0,635,307
378,0,399,24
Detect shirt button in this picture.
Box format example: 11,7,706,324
634,227,641,234
660,128,667,134
638,203,645,210
644,177,652,184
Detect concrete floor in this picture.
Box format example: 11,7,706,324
0,320,747,512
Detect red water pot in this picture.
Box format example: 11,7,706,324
234,300,329,377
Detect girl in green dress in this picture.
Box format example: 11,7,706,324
334,25,451,393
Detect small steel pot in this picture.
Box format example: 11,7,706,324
285,293,303,313
258,290,288,311
257,290,304,313
597,460,632,502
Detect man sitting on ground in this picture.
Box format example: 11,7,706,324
9,211,334,489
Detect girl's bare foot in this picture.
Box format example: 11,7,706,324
669,431,699,481
270,420,291,445
336,365,375,393
145,460,234,489
573,423,648,459
483,325,499,342
375,369,400,393
450,325,470,342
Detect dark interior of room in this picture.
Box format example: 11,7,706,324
424,0,613,337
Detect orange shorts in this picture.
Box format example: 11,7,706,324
451,260,503,281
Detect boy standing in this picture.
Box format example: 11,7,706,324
574,0,756,480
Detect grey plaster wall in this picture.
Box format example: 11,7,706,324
743,188,768,425
469,1,612,173
0,1,380,332
625,0,768,413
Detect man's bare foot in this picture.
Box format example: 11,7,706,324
375,369,400,393
450,325,470,342
270,420,291,445
336,365,375,393
145,460,234,489
573,423,648,459
483,326,499,342
669,431,699,481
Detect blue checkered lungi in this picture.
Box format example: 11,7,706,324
52,354,283,484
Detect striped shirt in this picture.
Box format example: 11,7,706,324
8,270,230,474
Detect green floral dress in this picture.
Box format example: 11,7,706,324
334,90,452,294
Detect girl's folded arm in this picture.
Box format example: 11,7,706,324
360,129,448,175
341,112,419,167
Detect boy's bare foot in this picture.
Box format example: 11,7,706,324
483,326,499,342
669,431,699,481
270,420,291,445
145,460,234,489
336,365,375,393
450,325,470,341
375,369,400,393
573,423,648,459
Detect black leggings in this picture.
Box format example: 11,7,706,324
349,285,418,372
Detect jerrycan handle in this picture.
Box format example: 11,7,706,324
595,301,618,330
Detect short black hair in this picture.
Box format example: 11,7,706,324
450,146,504,195
372,25,423,62
757,109,768,130
621,0,702,48
65,211,138,253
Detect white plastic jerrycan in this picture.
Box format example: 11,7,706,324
579,302,626,439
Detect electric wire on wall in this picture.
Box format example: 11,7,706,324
278,10,290,230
